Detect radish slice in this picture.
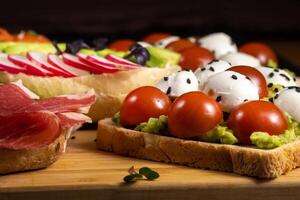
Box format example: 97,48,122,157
0,54,27,74
105,55,139,68
88,55,134,70
62,53,100,73
27,51,73,77
8,55,51,76
48,54,90,76
77,54,118,73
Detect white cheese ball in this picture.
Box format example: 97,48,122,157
219,52,260,67
274,87,300,122
199,32,237,58
256,66,296,87
154,36,180,48
195,60,232,90
202,71,259,112
156,70,198,97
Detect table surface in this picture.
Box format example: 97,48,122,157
1,42,300,200
1,130,300,200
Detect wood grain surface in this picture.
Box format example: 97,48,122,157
1,130,300,200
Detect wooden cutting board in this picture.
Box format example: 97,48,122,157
1,130,300,200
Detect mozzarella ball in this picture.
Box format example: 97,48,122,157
156,70,198,97
256,66,296,87
198,32,237,58
154,36,180,48
195,60,232,90
202,71,259,112
274,87,300,122
219,52,260,67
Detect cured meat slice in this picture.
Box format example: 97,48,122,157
0,81,39,115
57,112,92,129
0,111,60,150
37,90,96,114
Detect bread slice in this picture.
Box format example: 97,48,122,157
0,65,179,122
0,131,67,175
97,118,300,178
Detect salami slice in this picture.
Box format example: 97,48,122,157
57,112,92,129
0,111,60,150
37,90,96,114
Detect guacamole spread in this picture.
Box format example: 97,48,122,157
112,113,300,149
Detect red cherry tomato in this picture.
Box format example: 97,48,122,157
143,33,171,44
227,65,268,98
179,46,214,71
239,42,277,65
168,92,223,138
227,100,288,145
108,39,135,51
120,86,172,127
166,39,196,52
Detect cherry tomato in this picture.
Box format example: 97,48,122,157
179,46,214,71
227,100,288,145
166,39,196,52
143,33,171,44
227,65,268,98
239,42,277,65
168,92,223,138
108,39,135,51
120,86,172,127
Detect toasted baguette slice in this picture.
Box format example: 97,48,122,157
97,118,300,178
0,131,67,175
0,65,179,122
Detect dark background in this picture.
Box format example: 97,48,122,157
1,0,300,72
1,0,300,42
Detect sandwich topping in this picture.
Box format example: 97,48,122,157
111,33,299,149
0,81,96,150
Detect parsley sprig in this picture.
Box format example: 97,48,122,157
123,166,160,183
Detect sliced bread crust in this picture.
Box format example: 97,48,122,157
97,118,300,178
0,133,66,175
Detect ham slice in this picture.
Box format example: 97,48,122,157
57,112,92,129
0,111,60,150
0,81,96,150
37,90,96,114
0,81,36,115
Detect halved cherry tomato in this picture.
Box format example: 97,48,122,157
168,91,223,138
227,65,268,98
227,100,288,145
0,28,15,41
143,33,171,44
179,46,214,71
120,86,172,127
166,39,196,52
239,42,277,65
108,39,135,51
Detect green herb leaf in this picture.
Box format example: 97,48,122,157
123,174,136,183
123,166,160,183
139,167,160,180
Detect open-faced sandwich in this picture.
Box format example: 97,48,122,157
0,30,183,121
0,80,95,174
97,33,300,178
